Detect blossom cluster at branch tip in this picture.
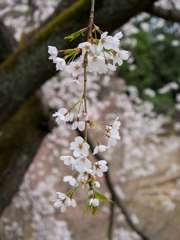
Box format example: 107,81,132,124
48,30,129,81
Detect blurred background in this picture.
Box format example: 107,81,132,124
0,0,180,239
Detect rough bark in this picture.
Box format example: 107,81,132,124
146,5,180,22
0,0,157,129
20,0,78,44
0,19,17,63
37,0,78,31
0,95,51,215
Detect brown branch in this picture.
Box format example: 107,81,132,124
83,52,88,142
146,5,180,22
77,129,151,240
108,195,115,240
104,169,151,240
88,0,95,40
83,0,95,142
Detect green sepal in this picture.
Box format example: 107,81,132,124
64,49,79,59
92,206,98,220
64,29,84,42
64,49,76,55
83,195,92,217
94,190,113,203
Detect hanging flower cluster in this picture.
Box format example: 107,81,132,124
48,21,129,217
48,30,128,78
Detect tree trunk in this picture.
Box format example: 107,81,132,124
0,95,51,215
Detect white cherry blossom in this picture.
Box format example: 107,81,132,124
76,156,92,172
78,41,92,55
111,37,120,52
77,112,88,121
107,130,121,147
54,57,66,70
52,108,67,125
69,136,90,157
88,55,105,72
113,50,129,66
54,199,62,208
105,124,121,147
65,111,73,122
60,155,74,165
54,192,75,213
90,197,99,207
63,176,77,186
53,108,73,125
77,168,93,181
93,160,108,177
65,61,83,77
112,117,121,131
71,120,85,131
98,63,116,74
93,144,108,155
71,199,77,207
90,44,100,55
97,31,115,52
114,31,123,39
60,156,76,170
88,190,94,196
93,180,100,188
48,46,58,60
66,79,82,91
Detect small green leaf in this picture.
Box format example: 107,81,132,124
83,196,92,217
64,29,84,42
94,191,114,203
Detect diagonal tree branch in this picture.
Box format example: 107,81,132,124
146,5,180,22
37,0,78,31
0,0,157,130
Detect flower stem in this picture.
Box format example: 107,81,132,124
94,124,107,131
83,0,95,142
91,127,99,143
69,97,83,111
68,183,83,196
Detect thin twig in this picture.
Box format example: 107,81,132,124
88,0,95,40
108,195,115,240
83,52,88,142
83,0,95,142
